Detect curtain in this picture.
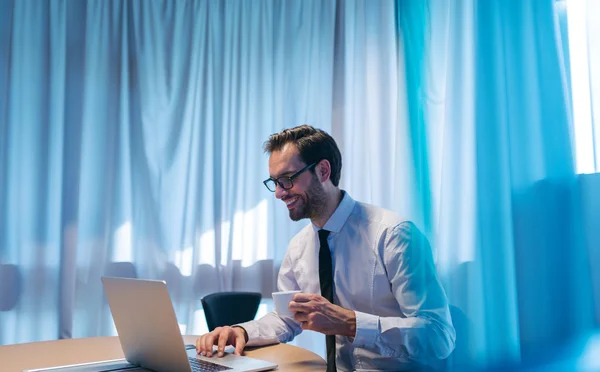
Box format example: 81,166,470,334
393,0,597,367
0,0,336,347
557,0,600,173
586,0,600,171
1,0,598,368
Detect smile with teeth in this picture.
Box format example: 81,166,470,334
285,196,300,208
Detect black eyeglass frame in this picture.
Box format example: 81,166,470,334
263,162,317,192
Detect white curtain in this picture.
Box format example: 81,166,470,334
558,0,600,174
0,0,337,346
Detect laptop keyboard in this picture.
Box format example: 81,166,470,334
189,357,233,371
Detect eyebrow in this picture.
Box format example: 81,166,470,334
270,168,298,179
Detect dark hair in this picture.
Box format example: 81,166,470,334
263,125,342,187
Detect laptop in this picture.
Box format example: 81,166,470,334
25,277,277,372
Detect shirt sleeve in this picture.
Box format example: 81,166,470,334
236,249,303,347
351,221,456,365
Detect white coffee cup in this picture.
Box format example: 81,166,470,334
272,290,301,318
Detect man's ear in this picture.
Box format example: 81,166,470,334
317,160,331,182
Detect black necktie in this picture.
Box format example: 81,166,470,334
318,229,336,372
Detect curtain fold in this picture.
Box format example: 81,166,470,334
0,0,336,345
398,0,597,366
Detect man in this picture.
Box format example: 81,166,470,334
196,125,455,371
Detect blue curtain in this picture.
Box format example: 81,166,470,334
0,0,336,352
396,0,597,367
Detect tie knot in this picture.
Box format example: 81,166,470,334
318,229,330,243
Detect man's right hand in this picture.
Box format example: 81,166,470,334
196,326,247,357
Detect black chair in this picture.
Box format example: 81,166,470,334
201,291,262,331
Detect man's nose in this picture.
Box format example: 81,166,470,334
274,184,288,199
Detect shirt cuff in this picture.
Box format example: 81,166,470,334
234,320,279,347
351,311,379,346
235,321,257,345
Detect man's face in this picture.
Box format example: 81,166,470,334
268,144,327,221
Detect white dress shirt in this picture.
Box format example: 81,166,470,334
239,191,455,371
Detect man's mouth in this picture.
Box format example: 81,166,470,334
284,196,300,209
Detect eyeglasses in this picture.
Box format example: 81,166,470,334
263,162,317,192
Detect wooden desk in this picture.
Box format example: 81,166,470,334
0,335,326,372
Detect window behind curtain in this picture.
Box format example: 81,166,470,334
558,0,600,174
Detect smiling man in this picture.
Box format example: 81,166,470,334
196,125,456,371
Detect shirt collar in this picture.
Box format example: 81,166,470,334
311,190,356,234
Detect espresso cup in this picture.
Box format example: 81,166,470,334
272,290,301,318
